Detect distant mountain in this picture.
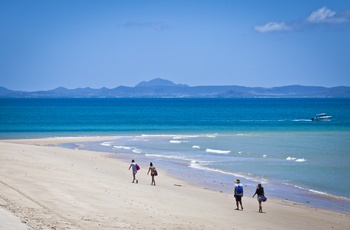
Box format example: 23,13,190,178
0,86,24,97
135,78,188,87
1,79,350,98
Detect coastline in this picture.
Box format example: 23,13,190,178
1,137,349,229
68,133,350,213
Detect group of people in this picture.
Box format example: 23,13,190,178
234,178,266,213
129,160,266,213
128,159,158,186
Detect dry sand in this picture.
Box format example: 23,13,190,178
0,137,349,229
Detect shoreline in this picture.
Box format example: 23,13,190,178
4,136,350,210
62,134,350,213
1,137,349,229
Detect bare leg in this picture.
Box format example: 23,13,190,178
258,200,262,213
132,173,138,183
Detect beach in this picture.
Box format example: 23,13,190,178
0,137,349,230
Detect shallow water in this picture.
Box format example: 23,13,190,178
68,131,350,213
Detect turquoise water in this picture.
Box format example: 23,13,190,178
1,98,349,212
1,98,349,136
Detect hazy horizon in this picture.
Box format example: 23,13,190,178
2,77,350,93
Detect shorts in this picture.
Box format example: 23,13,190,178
234,195,242,202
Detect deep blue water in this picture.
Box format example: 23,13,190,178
1,98,349,212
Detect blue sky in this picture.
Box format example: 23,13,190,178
1,0,350,91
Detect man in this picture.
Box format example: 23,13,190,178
234,178,243,210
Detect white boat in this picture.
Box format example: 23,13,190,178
311,113,332,121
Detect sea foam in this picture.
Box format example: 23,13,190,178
169,140,182,144
286,157,307,162
206,148,231,154
101,142,112,147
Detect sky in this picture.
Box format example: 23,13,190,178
1,0,350,91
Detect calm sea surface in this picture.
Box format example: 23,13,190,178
1,98,349,212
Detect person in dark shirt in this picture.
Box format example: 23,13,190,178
252,183,265,213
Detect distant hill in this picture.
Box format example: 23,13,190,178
1,78,350,98
135,78,188,87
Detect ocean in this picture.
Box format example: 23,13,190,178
1,98,349,212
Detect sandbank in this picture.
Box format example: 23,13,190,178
0,137,349,229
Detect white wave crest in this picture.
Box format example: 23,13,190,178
169,140,182,144
173,135,199,139
132,149,142,153
192,145,201,149
206,148,230,154
286,157,307,162
113,145,131,150
100,142,112,146
286,157,297,161
308,189,328,196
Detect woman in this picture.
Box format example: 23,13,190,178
252,183,265,213
147,162,157,186
128,159,138,183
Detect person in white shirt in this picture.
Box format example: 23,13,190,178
234,178,243,210
128,159,138,183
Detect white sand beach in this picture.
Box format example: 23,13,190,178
1,137,349,229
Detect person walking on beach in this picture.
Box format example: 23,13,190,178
253,183,265,213
234,179,244,210
128,159,139,183
147,162,157,186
